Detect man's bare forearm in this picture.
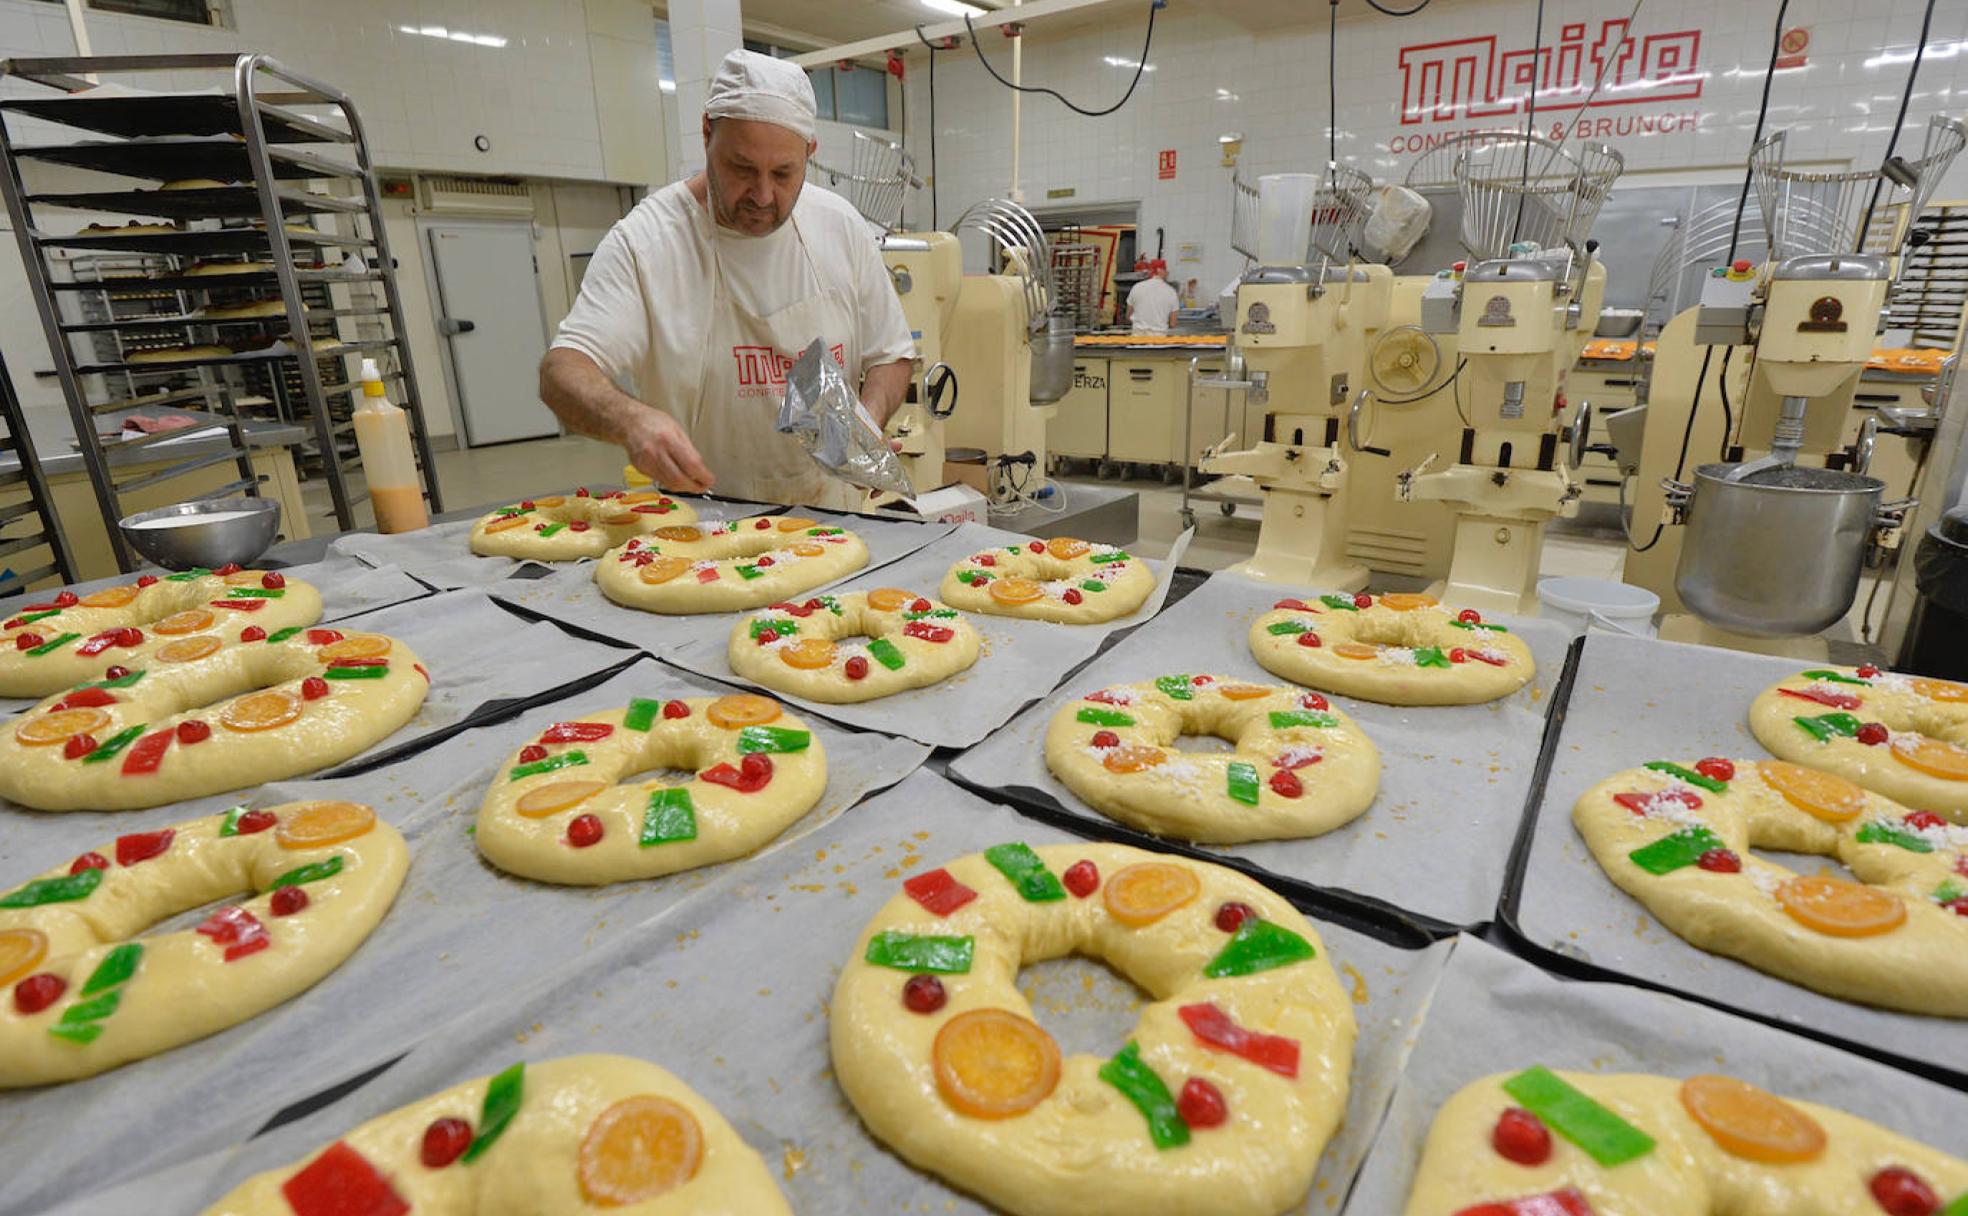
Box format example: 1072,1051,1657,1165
861,359,912,428
539,347,650,445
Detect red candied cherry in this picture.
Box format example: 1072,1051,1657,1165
1090,730,1121,748
518,744,548,764
755,627,780,646
270,885,309,917
1296,632,1322,649
1300,692,1329,711
240,626,266,642
1062,588,1083,605
115,627,143,648
1946,897,1968,918
755,518,773,530
844,656,870,681
1694,757,1736,782
262,572,285,590
976,554,996,567
521,500,535,509
1458,608,1482,624
62,734,98,760
421,1117,473,1169
69,851,109,874
103,665,130,681
1858,664,1881,679
1870,1167,1940,1216
1028,540,1045,553
565,814,604,848
213,564,241,577
756,555,774,568
1449,647,1470,664
1905,811,1948,831
575,486,590,497
1696,848,1741,873
1214,902,1255,932
13,633,42,652
137,575,158,587
1856,722,1890,747
740,752,772,784
1062,860,1099,897
1352,593,1374,608
568,521,590,533
662,699,690,720
902,973,947,1014
1492,1107,1552,1165
14,973,65,1015
911,598,931,612
1269,769,1303,798
1176,1078,1227,1128
52,591,77,607
301,676,330,701
1192,675,1214,686
176,719,211,745
234,809,276,835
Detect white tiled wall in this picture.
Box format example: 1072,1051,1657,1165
901,0,1968,297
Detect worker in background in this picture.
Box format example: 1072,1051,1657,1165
1125,258,1181,335
538,49,915,507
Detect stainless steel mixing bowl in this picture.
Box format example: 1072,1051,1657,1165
118,497,280,572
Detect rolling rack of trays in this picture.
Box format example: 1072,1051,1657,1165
0,52,443,571
0,347,79,595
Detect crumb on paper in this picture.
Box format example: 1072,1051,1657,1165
1340,962,1369,1006
782,1145,807,1180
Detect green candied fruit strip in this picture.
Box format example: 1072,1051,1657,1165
221,588,284,599
81,943,142,996
956,568,992,585
1089,551,1132,566
1414,646,1452,669
1934,879,1967,905
48,1020,106,1045
1269,710,1339,730
165,567,212,582
1098,1042,1189,1150
1939,1193,1968,1216
1627,827,1727,875
641,787,698,846
461,1062,525,1164
864,930,973,974
984,842,1066,902
1800,668,1871,686
1155,675,1195,701
81,724,146,764
806,527,844,536
509,750,589,781
1227,761,1260,806
323,665,389,680
27,632,81,656
817,595,845,615
51,990,121,1042
1079,580,1107,593
1502,1065,1656,1167
736,725,811,754
749,618,798,639
622,697,660,732
217,806,251,837
1077,707,1135,728
89,668,145,689
268,857,345,890
1855,821,1935,854
902,609,959,621
0,866,103,909
1203,919,1316,978
735,565,764,581
12,610,61,625
265,626,304,644
1266,620,1311,636
867,638,906,671
1793,713,1861,743
1643,761,1728,794
496,506,528,518
1319,594,1359,611
536,523,566,538
1447,619,1510,633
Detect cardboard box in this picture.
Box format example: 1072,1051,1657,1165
870,482,989,525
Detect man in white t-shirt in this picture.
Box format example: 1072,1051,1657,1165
540,49,915,505
1124,259,1181,335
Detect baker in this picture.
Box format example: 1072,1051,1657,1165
1124,258,1180,335
540,49,915,508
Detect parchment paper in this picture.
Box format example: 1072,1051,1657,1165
0,658,928,1216
1509,631,1968,1084
36,770,1452,1216
489,510,959,658
662,522,1194,748
949,571,1573,928
1340,933,1968,1214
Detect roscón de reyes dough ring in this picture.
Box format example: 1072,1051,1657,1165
199,1054,790,1215
1,801,406,1087
1045,676,1379,843
832,841,1354,1216
725,588,981,703
469,486,696,561
476,693,825,885
595,516,868,614
1573,756,1968,1016
1750,664,1968,820
1402,1066,1968,1215
0,564,323,697
0,626,428,811
939,535,1155,623
1249,592,1534,706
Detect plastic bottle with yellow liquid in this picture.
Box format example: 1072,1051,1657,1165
353,358,429,533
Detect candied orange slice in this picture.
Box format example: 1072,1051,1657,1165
932,1009,1061,1119
1104,862,1201,926
0,928,49,986
80,585,140,609
154,608,214,636
989,577,1044,606
222,570,265,586
16,707,110,746
1332,642,1379,661
620,492,661,504
640,556,690,585
221,690,301,733
1757,761,1867,822
1889,734,1968,782
600,512,639,526
1046,537,1091,560
1775,875,1906,937
775,517,818,532
707,694,780,729
866,588,914,612
578,1095,703,1205
788,542,827,558
157,636,222,664
1911,677,1968,704
484,514,529,534
276,801,376,849
654,526,704,542
1102,745,1166,774
1380,593,1438,611
318,635,391,661
516,780,606,819
1219,684,1271,701
781,638,838,670
533,495,567,508
1679,1075,1826,1163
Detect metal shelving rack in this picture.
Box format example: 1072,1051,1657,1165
0,53,443,571
0,348,77,594
1891,201,1968,349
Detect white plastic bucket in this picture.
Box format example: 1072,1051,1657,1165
1536,576,1659,638
1255,173,1321,265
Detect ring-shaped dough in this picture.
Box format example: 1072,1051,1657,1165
0,801,406,1087
475,694,827,885
1044,677,1380,842
725,589,982,703
1402,1069,1968,1215
595,516,870,614
938,535,1155,623
1749,665,1968,820
832,842,1354,1216
1573,757,1968,1016
0,566,323,697
0,628,428,811
468,489,697,561
1248,593,1533,705
199,1054,791,1215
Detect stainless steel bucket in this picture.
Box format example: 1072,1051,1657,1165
1028,316,1076,405
1674,462,1882,636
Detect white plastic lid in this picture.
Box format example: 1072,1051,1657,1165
360,358,381,383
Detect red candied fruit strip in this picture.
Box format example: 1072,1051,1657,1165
1176,1002,1300,1078
903,867,978,917
116,829,174,866
281,1142,409,1216
539,721,614,744
1613,789,1703,816
1779,687,1862,710
305,629,345,646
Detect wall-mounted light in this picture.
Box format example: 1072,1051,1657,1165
396,24,508,48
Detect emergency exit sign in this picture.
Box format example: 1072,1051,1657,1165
1157,149,1176,180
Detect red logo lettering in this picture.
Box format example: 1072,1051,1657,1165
1397,19,1701,126
731,343,850,389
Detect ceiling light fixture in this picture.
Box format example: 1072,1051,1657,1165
920,0,985,16
397,24,508,49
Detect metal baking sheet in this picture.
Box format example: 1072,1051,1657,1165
11,138,337,183
33,769,1451,1216
1505,631,1968,1086
662,522,1193,749
948,571,1573,930
1340,933,1968,1213
2,91,342,143
27,186,350,220
0,658,928,1216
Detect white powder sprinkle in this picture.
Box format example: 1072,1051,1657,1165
1275,744,1323,768
1744,866,1785,898
1870,672,1914,696
1089,688,1138,706
1377,647,1418,667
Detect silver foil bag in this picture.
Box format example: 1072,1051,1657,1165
775,338,915,497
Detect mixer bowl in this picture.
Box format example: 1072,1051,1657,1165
1028,316,1076,405
119,497,280,572
1674,463,1880,636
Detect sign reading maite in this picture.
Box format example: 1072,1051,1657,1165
1157,149,1177,180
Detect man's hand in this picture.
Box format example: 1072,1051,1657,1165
624,409,716,493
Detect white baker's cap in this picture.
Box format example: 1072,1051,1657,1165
704,48,816,142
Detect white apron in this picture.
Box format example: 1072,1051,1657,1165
689,206,864,510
